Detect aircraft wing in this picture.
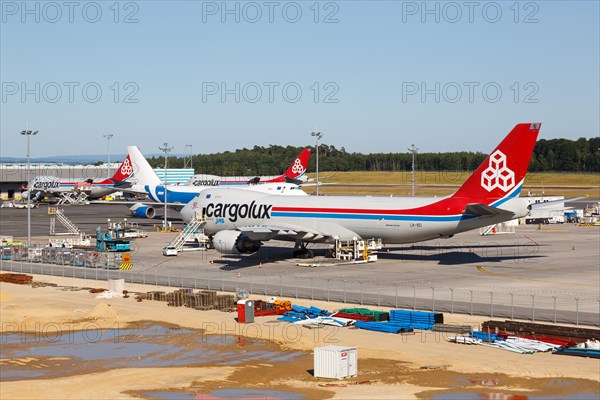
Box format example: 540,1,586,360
237,222,359,243
90,200,187,211
116,187,150,196
238,223,323,241
463,203,515,217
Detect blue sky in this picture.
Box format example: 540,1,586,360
1,1,599,158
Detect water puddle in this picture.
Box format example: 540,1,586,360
0,322,303,381
432,392,599,400
144,388,305,400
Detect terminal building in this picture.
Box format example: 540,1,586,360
0,164,193,200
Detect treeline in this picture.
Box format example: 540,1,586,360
147,137,600,174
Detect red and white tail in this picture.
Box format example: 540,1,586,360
284,148,311,180
127,146,163,186
111,155,135,182
452,123,541,203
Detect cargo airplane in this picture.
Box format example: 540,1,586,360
187,148,311,186
23,156,134,201
181,123,541,258
124,146,307,218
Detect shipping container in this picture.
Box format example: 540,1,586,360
314,345,357,379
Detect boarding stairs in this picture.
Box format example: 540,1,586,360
49,207,81,236
164,214,210,254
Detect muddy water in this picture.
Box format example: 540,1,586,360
1,322,598,400
143,389,305,399
0,322,304,381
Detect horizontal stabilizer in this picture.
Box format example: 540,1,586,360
529,197,583,211
285,176,304,185
464,203,514,217
112,180,132,188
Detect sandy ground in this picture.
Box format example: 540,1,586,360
1,275,599,400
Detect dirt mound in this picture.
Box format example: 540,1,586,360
84,303,119,320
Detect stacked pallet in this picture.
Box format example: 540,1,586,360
215,293,235,311
0,273,33,285
144,291,166,301
166,290,187,307
184,293,215,310
142,289,232,311
200,290,217,306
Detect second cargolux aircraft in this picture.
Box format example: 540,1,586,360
181,123,541,258
23,156,134,201
124,145,307,218
186,148,311,186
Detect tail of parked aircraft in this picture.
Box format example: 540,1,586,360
126,146,163,186
452,123,541,204
283,148,311,180
110,155,135,183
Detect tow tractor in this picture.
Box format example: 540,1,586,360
95,226,131,252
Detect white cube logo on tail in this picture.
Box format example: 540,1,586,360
291,158,305,174
481,150,515,192
120,157,134,176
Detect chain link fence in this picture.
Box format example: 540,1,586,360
2,253,598,327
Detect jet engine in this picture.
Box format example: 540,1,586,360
213,230,262,255
129,203,155,219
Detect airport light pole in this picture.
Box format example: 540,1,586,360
408,144,418,197
159,142,173,231
21,129,38,247
103,133,113,176
311,131,323,196
185,144,193,169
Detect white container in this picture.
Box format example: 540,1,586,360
314,345,357,379
109,278,124,294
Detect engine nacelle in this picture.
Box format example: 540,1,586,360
129,203,155,219
213,230,262,255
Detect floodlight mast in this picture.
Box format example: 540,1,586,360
159,142,173,231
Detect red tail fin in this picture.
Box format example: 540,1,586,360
284,148,311,179
111,155,134,182
452,123,540,202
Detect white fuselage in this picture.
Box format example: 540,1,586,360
138,182,307,205
182,189,529,244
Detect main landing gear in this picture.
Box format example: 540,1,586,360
293,241,313,259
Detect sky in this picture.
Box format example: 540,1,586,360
1,0,599,159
